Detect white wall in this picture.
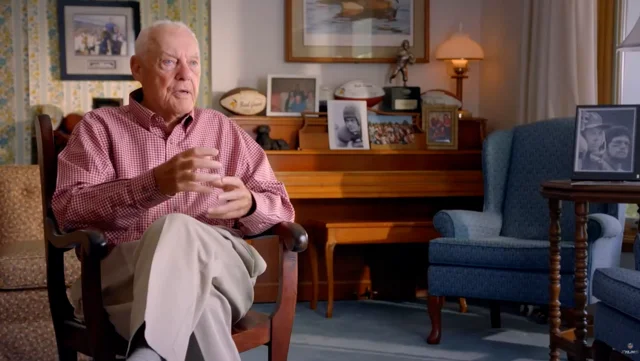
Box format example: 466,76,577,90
209,0,483,116
620,0,640,104
478,0,528,131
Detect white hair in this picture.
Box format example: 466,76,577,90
134,20,199,57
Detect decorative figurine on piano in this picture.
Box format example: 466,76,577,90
255,124,290,150
381,39,421,113
389,39,416,87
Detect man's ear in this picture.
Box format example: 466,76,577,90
130,55,143,83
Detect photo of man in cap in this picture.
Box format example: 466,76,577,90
574,107,636,174
575,111,609,171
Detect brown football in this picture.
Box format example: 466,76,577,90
219,87,267,116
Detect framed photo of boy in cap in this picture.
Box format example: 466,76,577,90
327,100,370,150
572,104,640,181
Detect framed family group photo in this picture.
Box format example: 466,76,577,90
422,104,458,150
266,74,320,116
57,0,141,80
572,104,640,181
285,0,429,63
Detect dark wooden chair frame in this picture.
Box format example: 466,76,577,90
35,114,308,361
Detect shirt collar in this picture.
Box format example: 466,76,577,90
128,88,195,130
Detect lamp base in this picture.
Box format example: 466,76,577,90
458,109,472,119
451,74,468,104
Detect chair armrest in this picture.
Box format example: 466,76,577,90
44,216,110,260
433,210,502,238
248,222,308,253
43,216,119,355
587,213,622,241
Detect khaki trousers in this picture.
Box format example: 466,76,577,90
69,213,267,361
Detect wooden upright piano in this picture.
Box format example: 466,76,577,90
232,115,487,303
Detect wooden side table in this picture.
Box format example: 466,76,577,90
540,180,638,361
306,220,468,318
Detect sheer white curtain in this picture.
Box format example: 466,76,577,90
517,0,598,124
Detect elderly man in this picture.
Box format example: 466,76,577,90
52,20,295,361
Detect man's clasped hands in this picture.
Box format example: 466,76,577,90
152,147,254,219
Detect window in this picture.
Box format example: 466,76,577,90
618,1,640,227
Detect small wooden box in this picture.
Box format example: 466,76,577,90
298,113,330,150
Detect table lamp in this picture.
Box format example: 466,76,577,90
435,24,484,107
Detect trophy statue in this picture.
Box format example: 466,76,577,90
389,40,415,86
381,40,421,113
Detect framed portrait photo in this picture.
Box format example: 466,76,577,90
266,74,319,116
286,0,429,63
327,100,370,150
422,104,458,150
57,0,141,81
367,110,419,149
572,104,640,181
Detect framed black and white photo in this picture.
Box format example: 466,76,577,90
327,100,370,150
266,74,319,116
57,0,141,81
572,104,640,181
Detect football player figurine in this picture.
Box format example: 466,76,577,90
389,39,416,87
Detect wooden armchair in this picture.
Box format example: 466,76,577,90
35,114,308,361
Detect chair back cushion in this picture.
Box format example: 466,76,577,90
499,118,613,241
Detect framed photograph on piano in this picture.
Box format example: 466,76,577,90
327,100,370,150
367,109,421,150
422,104,458,150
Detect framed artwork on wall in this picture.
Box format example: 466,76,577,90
571,104,640,181
57,0,141,81
266,74,320,116
285,0,429,63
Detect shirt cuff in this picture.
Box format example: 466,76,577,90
128,169,172,208
238,191,271,235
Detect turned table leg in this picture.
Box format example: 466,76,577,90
309,238,319,310
573,201,589,360
325,237,337,318
548,198,562,361
458,298,468,313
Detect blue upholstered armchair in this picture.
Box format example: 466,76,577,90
592,239,640,360
426,118,626,345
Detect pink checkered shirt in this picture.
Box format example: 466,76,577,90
52,89,295,247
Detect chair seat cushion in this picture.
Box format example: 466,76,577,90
429,237,575,272
0,241,80,290
593,267,640,321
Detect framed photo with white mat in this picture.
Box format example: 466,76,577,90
327,100,370,150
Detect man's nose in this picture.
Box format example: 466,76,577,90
175,62,191,80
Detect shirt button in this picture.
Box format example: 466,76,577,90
173,207,178,212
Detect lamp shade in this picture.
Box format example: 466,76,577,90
619,15,640,51
435,27,484,60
